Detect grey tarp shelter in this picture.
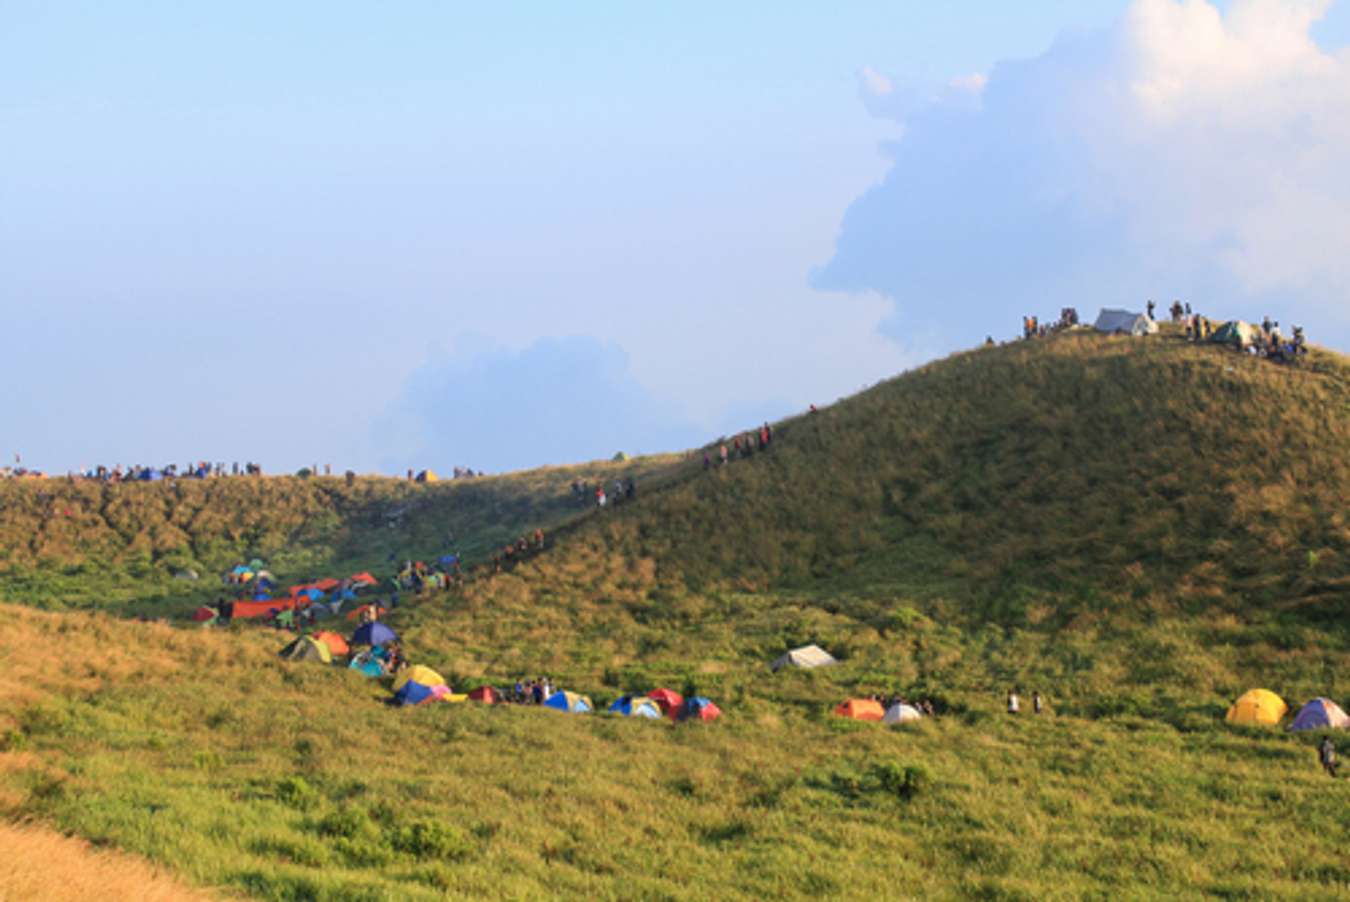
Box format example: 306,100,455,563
771,644,838,672
1094,309,1158,336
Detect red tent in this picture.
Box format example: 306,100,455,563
682,700,721,721
468,686,501,704
288,583,316,597
350,572,378,586
647,688,684,718
313,577,341,591
190,606,217,622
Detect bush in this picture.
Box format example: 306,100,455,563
387,819,473,861
314,805,378,841
872,762,929,801
275,776,319,811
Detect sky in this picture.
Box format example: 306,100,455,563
4,1,1349,474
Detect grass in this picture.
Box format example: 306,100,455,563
1,330,1348,899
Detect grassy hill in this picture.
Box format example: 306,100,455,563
2,330,1348,899
0,456,682,614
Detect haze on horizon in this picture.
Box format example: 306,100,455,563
4,0,1349,476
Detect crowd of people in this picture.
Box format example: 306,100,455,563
703,422,773,469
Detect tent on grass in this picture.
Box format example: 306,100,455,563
1210,320,1259,348
1226,689,1287,726
771,644,838,672
230,597,301,619
834,699,885,722
884,703,924,725
312,631,350,657
1094,309,1158,336
350,572,378,587
544,691,593,714
415,470,439,483
679,697,721,722
609,696,663,718
468,686,502,704
346,604,388,622
350,622,398,648
394,665,446,692
1289,698,1349,731
647,688,684,717
349,652,385,678
191,606,217,623
393,681,447,707
278,636,333,664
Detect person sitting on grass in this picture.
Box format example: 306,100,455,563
1007,690,1020,714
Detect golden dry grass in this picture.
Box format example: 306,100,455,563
0,820,219,901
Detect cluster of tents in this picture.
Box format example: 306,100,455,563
195,569,381,624
1225,689,1349,731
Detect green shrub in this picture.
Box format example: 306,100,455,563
386,819,473,861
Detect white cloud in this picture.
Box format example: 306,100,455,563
819,0,1350,349
859,66,895,97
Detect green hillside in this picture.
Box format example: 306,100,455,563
2,331,1348,900
0,456,681,614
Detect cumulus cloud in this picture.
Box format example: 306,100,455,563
819,0,1350,350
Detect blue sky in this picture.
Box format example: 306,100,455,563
4,2,1349,474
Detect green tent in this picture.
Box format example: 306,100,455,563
1210,320,1258,348
278,636,332,664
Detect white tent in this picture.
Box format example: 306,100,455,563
771,644,838,672
1094,309,1158,336
884,703,924,725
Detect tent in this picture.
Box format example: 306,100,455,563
312,631,350,657
190,606,217,623
679,697,721,722
350,622,398,648
1093,309,1158,336
438,554,459,568
544,691,593,714
278,636,333,664
349,652,385,678
1289,698,1350,731
230,597,300,619
393,681,442,707
231,565,250,576
468,686,502,704
647,688,684,718
1210,320,1259,348
350,572,378,587
834,699,886,722
1226,689,1288,726
771,644,838,672
346,604,388,622
415,470,439,483
394,665,446,692
884,703,924,725
608,696,663,719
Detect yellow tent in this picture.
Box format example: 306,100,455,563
416,469,439,483
1226,689,1287,726
394,664,447,691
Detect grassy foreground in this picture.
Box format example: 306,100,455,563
2,605,1346,900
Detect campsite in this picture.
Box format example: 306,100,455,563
1,329,1347,899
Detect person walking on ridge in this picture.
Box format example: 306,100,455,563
1320,737,1338,778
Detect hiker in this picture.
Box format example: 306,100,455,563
1033,692,1043,714
534,527,544,549
1320,737,1338,778
625,478,635,500
596,486,607,508
719,443,729,466
760,424,771,447
1146,300,1156,320
703,451,711,469
1007,690,1020,714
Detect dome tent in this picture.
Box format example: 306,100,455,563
1289,698,1349,731
1226,689,1287,726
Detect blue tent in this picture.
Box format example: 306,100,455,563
299,587,325,601
607,696,662,718
393,681,436,706
438,554,459,567
141,469,163,482
350,622,398,648
349,653,385,678
544,691,592,714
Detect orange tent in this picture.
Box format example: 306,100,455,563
288,583,316,597
312,631,350,656
313,578,341,591
833,699,885,722
468,686,501,704
345,604,388,622
230,597,301,619
350,572,378,586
